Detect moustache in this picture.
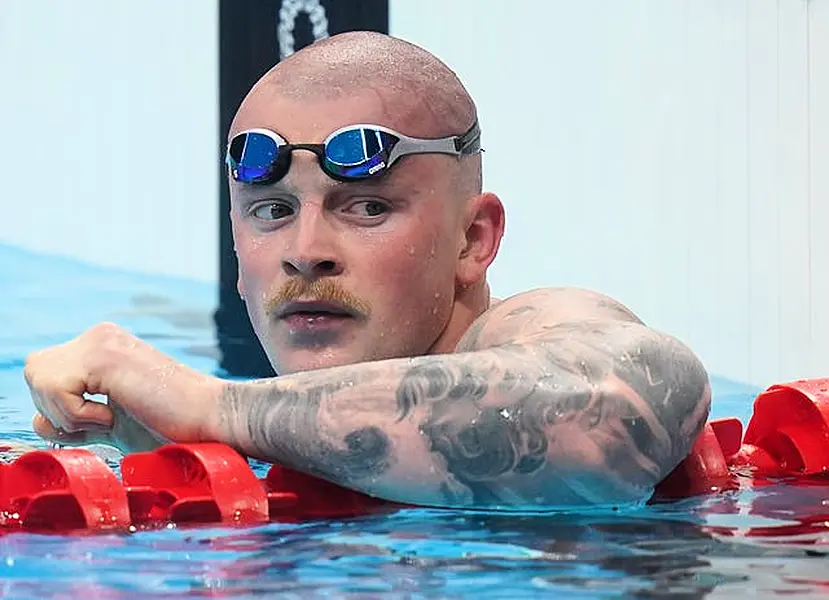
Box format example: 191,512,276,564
264,278,371,318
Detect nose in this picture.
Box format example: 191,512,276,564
281,207,344,279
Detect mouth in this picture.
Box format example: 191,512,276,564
275,301,359,320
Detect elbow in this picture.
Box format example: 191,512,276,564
538,362,713,509
605,328,713,472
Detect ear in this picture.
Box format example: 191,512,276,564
456,192,505,288
230,214,247,301
236,269,246,301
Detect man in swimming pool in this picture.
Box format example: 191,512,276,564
22,32,711,509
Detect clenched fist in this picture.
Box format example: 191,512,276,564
24,322,224,454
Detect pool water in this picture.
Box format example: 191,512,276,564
2,243,829,598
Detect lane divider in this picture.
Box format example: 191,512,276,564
3,378,829,533
654,378,829,500
0,442,394,533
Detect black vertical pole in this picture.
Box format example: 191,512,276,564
216,1,390,378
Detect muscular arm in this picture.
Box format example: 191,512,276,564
215,288,710,509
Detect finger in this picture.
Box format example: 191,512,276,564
23,351,70,426
32,413,112,447
32,412,59,439
26,381,63,432
46,391,115,433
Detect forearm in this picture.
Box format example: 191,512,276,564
215,321,711,509
219,351,512,506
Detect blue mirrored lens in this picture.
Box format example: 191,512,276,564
325,128,398,178
228,132,280,183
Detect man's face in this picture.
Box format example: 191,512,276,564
228,92,468,375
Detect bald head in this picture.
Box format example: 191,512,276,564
247,32,476,135
232,32,483,195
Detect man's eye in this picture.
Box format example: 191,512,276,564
346,200,390,217
252,202,294,221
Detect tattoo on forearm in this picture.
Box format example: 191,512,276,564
396,362,489,421
221,298,709,508
224,379,393,482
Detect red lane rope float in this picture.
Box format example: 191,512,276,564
0,449,130,532
0,442,396,534
654,377,829,500
121,443,270,526
4,377,829,533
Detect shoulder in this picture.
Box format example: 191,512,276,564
498,287,643,323
457,287,644,351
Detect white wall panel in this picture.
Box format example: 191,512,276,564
391,0,826,387
1,0,827,387
0,0,219,282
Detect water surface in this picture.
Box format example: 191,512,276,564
2,243,827,599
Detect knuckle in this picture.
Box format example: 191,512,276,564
87,321,122,341
22,351,43,385
84,322,128,371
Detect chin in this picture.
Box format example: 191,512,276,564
270,348,368,376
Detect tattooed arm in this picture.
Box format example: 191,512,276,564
215,287,711,509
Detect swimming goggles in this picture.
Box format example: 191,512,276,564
226,120,482,184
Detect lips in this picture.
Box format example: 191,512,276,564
273,300,359,347
275,301,357,320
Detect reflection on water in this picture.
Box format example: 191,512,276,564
3,504,829,598
3,243,829,598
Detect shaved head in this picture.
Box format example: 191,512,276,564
231,31,482,195
228,33,505,374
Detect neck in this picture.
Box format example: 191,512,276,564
427,280,492,355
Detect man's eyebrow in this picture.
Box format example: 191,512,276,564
229,180,296,200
